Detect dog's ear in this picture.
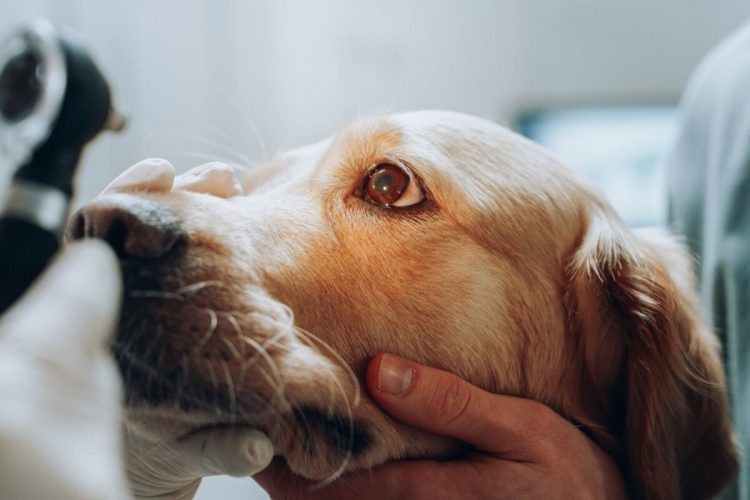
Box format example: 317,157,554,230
565,211,739,500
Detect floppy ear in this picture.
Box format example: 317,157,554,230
565,211,739,500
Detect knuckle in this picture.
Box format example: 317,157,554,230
516,401,563,448
425,372,474,426
526,400,557,427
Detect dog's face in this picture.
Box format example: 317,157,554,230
71,111,738,499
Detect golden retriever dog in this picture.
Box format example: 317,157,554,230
68,111,738,499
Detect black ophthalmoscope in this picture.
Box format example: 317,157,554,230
0,19,126,313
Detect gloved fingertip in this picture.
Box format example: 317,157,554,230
242,431,274,476
230,178,244,197
173,161,238,198
101,158,175,195
196,428,274,477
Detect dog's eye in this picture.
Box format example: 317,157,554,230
364,163,424,208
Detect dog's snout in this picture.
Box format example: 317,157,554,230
66,194,184,259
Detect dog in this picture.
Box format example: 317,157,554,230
68,110,738,499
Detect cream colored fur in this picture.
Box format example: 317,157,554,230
114,111,738,499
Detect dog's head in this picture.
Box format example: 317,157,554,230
69,111,737,498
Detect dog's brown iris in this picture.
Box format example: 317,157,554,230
365,164,409,206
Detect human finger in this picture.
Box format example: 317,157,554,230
100,158,175,195
366,353,560,459
173,162,243,197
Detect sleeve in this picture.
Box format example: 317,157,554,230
666,20,750,500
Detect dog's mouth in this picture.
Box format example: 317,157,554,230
112,264,374,481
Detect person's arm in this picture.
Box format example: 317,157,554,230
0,241,128,500
0,160,270,500
254,353,629,500
666,20,750,500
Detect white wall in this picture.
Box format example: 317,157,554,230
2,0,749,203
1,1,748,498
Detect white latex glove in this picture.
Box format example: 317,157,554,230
104,159,273,500
0,241,127,500
125,428,274,500
102,158,243,198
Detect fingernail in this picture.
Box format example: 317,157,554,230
378,354,414,395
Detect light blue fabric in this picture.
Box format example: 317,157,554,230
667,20,750,500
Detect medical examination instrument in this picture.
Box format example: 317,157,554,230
0,19,126,313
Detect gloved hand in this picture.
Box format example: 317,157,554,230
105,158,273,500
0,240,127,500
125,428,274,500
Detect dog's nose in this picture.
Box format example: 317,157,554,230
66,194,184,259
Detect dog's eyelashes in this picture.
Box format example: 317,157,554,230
363,163,425,208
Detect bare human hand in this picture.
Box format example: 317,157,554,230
254,353,629,500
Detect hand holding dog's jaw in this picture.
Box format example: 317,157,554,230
101,158,243,198
254,354,630,500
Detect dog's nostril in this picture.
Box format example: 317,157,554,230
65,194,184,260
104,219,129,259
68,212,86,241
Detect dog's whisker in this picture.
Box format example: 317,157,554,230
198,76,268,159
206,125,258,166
270,317,361,410
171,150,251,172
204,361,221,415
311,373,356,490
271,321,340,409
326,376,336,419
192,308,218,354
154,130,256,167
385,82,403,115
278,323,345,424
256,315,356,479
226,312,292,413
239,334,284,391
220,359,238,421
273,319,357,484
228,312,288,368
129,290,185,301
257,365,292,413
221,337,243,362
226,313,248,357
175,280,225,296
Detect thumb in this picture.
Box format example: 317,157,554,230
366,353,556,459
0,240,122,356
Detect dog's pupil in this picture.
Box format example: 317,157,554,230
367,164,407,205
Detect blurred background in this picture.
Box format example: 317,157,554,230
1,1,749,497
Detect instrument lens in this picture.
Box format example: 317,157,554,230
0,50,44,122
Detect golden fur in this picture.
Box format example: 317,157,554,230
100,111,737,499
